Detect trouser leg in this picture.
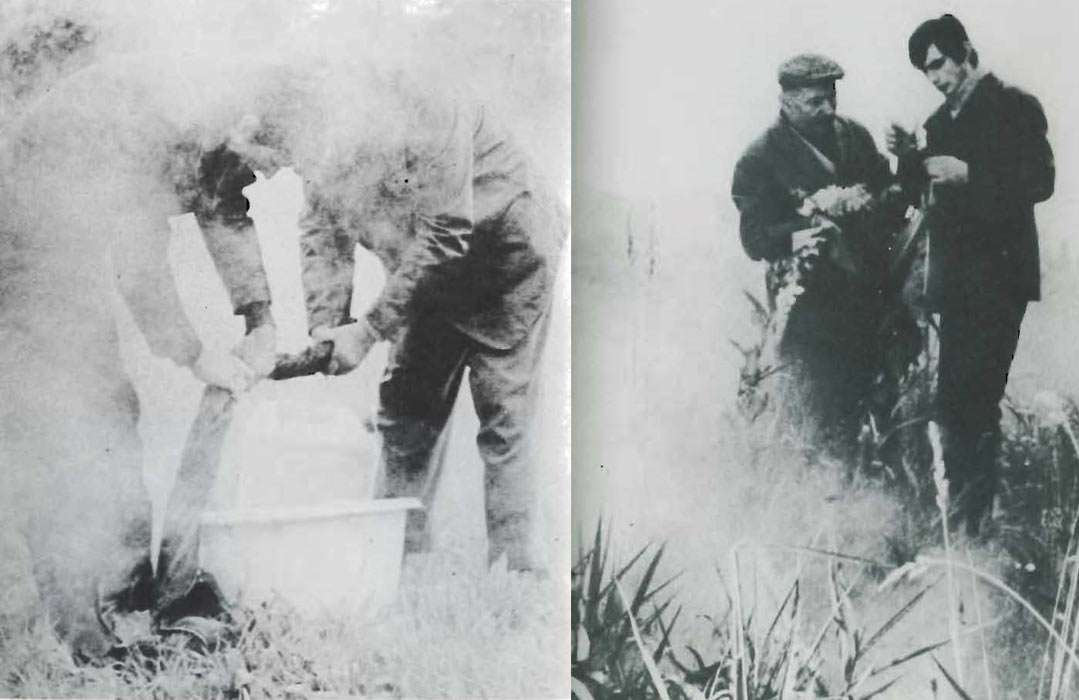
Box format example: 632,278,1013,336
155,387,236,618
937,293,1026,533
375,318,470,552
17,364,152,658
780,294,877,457
468,311,552,572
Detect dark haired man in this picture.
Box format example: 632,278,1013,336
732,53,900,452
888,14,1055,534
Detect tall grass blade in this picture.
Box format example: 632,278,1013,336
654,605,682,664
762,579,798,646
928,420,966,689
615,577,672,700
965,550,994,700
859,582,936,662
932,654,975,700
920,556,1079,673
584,519,606,632
858,676,900,699
871,638,949,674
571,677,596,700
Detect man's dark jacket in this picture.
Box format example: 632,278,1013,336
732,114,892,267
899,73,1055,307
730,114,899,440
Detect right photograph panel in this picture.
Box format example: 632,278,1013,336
572,2,1079,697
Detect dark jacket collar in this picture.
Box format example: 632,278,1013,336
929,72,1002,127
768,113,860,181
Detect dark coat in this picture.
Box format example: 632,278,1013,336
731,114,898,439
899,73,1055,307
732,114,893,266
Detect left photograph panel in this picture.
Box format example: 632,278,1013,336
0,1,569,697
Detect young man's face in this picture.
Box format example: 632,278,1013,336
922,43,969,101
781,83,837,137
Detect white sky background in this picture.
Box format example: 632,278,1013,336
578,0,1076,209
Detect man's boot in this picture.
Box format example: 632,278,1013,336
964,430,1003,537
941,424,976,530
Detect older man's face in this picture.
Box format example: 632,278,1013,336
781,84,837,136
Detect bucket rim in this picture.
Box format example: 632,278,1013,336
200,497,423,527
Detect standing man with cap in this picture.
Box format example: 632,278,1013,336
732,53,901,453
888,14,1054,535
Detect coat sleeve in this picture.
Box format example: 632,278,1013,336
965,90,1055,219
362,109,475,340
862,129,896,196
896,151,926,206
192,147,273,320
298,187,357,333
112,208,203,367
731,149,807,261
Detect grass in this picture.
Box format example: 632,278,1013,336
566,287,1079,699
571,518,961,699
0,548,566,699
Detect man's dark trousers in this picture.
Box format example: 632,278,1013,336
375,309,550,572
936,277,1027,533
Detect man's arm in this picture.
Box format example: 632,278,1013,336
850,121,895,196
731,151,808,261
965,90,1055,216
192,146,274,329
112,207,253,392
298,190,357,333
306,107,475,376
362,109,475,341
112,209,203,367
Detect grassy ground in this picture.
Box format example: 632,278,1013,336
0,545,566,699
571,419,1079,699
571,184,1079,699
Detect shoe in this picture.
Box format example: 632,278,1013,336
103,555,155,614
68,624,116,665
157,615,233,653
154,570,233,628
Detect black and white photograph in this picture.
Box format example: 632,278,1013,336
3,0,1079,698
574,1,1079,698
0,1,568,697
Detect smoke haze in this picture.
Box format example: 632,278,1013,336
0,0,568,638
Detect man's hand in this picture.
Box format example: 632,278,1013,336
191,346,256,394
311,320,380,376
924,155,969,185
885,123,918,157
791,227,824,255
234,323,277,378
791,220,837,256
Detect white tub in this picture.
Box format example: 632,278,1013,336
199,497,422,616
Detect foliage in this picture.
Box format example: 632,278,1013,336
572,519,681,700
571,518,963,699
730,287,1079,696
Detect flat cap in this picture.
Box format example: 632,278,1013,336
778,53,845,89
